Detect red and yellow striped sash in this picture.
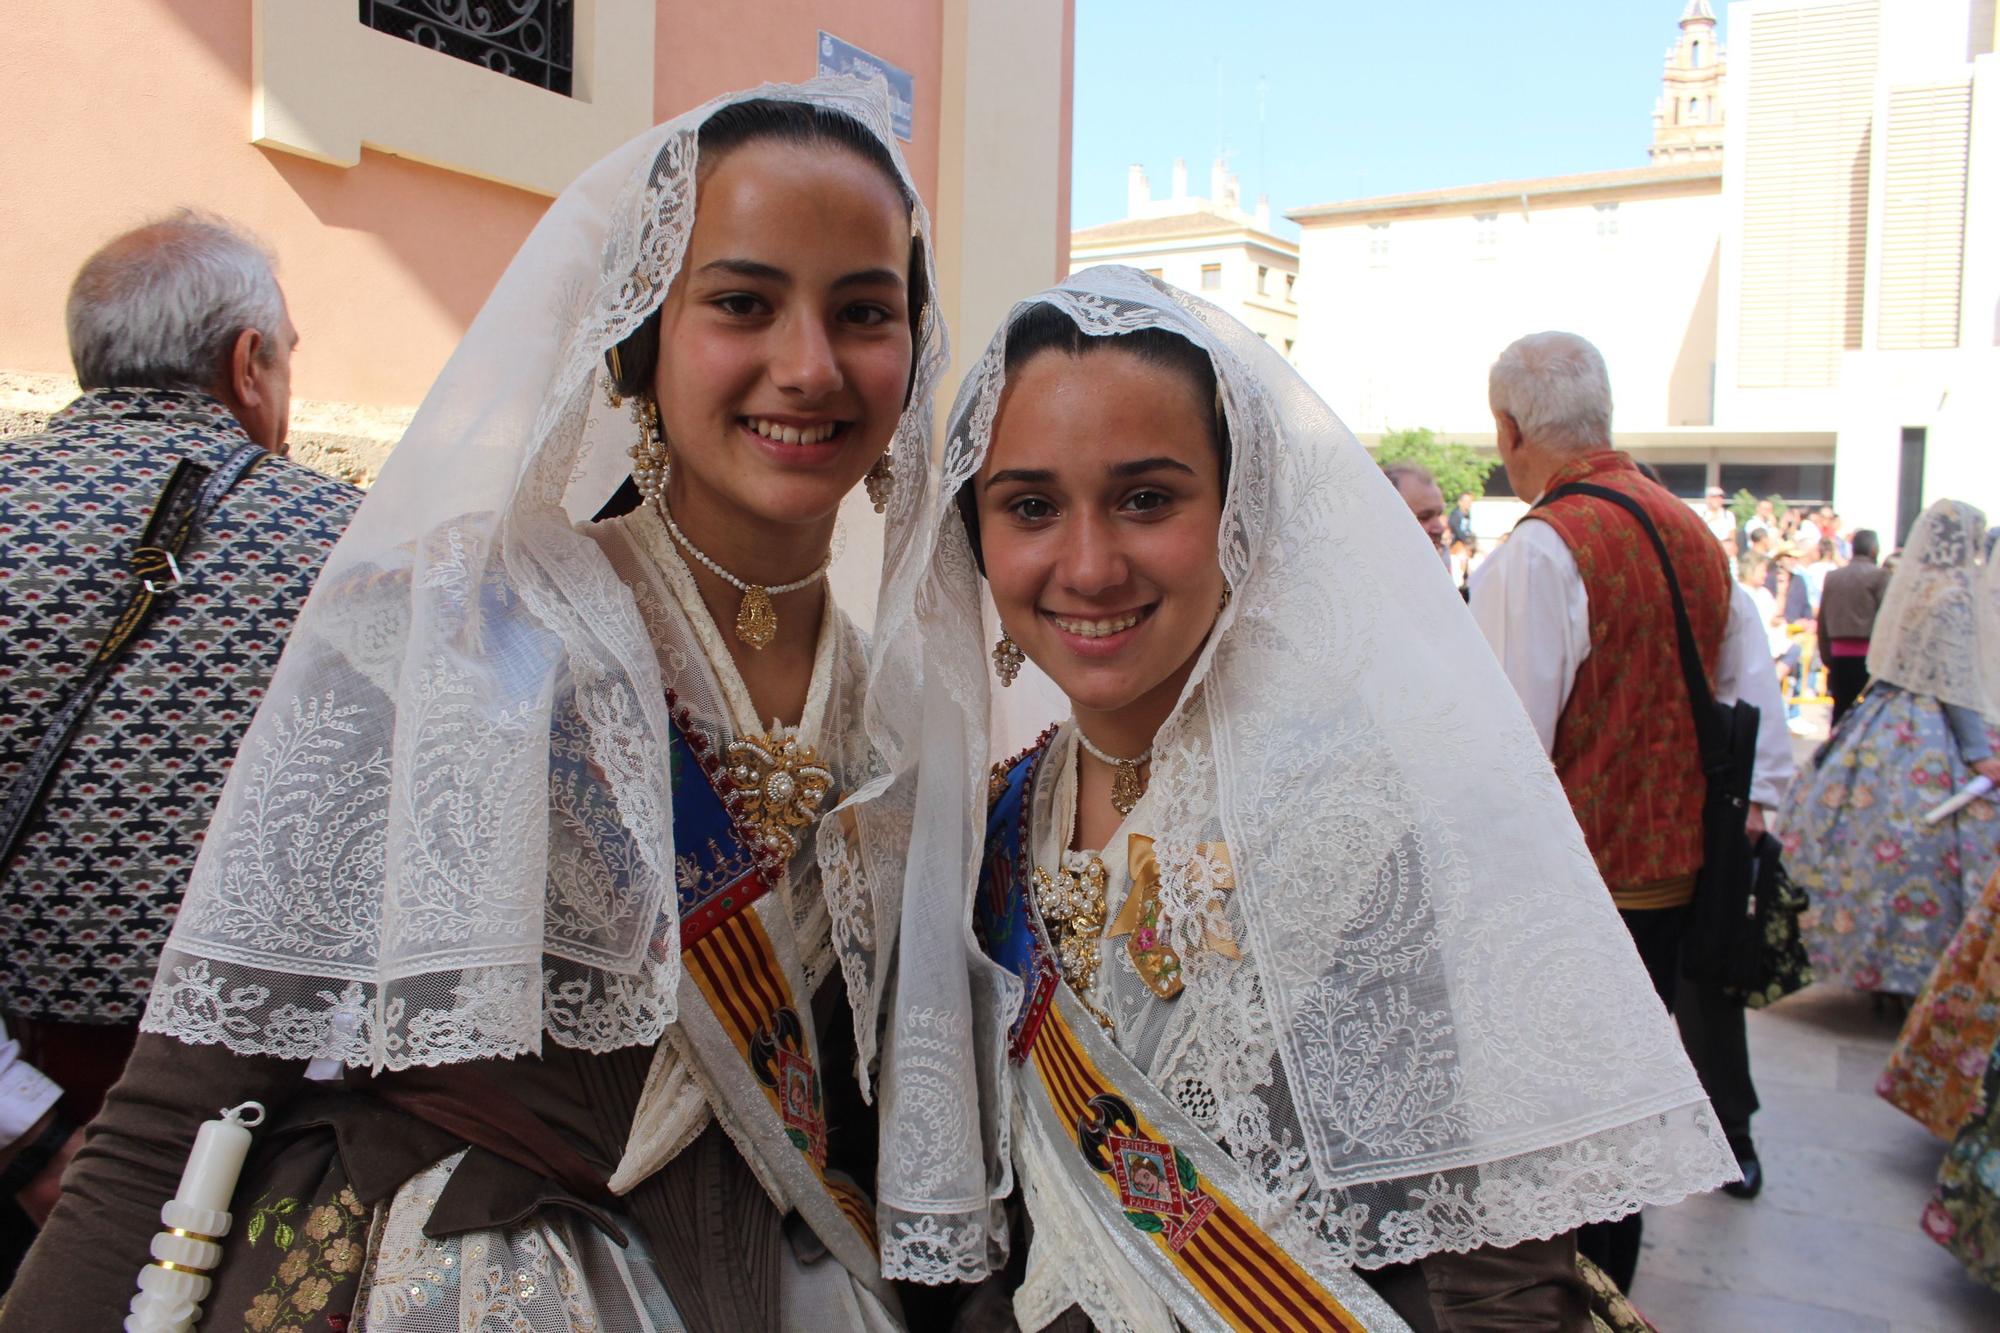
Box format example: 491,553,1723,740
1029,1004,1368,1333
683,908,878,1254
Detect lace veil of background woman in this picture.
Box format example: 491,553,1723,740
8,78,1001,1331
841,266,1737,1331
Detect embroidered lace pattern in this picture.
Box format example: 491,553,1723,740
863,267,1736,1295
138,77,991,1287
1866,499,1995,716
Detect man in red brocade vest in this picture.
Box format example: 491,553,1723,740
1470,332,1755,1292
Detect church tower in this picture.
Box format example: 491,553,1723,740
1650,1,1726,162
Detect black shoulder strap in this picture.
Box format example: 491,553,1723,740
1,443,265,873
1534,481,1724,761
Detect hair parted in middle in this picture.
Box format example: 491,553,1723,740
953,300,1233,575
603,97,931,405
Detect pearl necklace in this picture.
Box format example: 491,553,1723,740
1075,726,1152,816
658,504,831,650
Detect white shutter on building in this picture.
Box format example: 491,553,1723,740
1737,0,1879,389
1877,79,1971,351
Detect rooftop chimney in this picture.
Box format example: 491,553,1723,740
1127,164,1151,217
1211,158,1230,205
1171,158,1188,201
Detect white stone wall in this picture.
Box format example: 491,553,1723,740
1293,189,1723,437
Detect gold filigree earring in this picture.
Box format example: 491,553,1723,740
631,396,669,510
603,345,627,409
993,632,1024,687
864,453,895,514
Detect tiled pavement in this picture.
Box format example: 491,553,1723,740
1630,984,2000,1331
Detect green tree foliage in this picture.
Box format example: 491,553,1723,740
1372,428,1498,502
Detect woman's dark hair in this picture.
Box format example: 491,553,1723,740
604,99,929,401
954,302,1232,574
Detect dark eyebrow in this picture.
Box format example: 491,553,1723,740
696,260,903,292
698,258,788,284
985,468,1055,489
834,267,905,291
1109,457,1197,479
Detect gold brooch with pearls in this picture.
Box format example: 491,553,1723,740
724,733,835,862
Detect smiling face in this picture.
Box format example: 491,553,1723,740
652,138,913,568
976,344,1228,741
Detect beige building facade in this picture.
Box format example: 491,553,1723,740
1069,160,1299,358
0,0,1075,487
1719,0,1999,543
1291,0,1998,545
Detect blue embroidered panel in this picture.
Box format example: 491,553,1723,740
975,740,1058,1062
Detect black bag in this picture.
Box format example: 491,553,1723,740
0,443,263,872
1728,831,1815,1008
1535,482,1761,988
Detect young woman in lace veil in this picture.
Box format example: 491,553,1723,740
8,79,996,1331
1785,498,2000,1001
843,267,1736,1331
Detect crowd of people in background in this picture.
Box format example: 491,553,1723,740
1381,336,1999,1308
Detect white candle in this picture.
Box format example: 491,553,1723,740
174,1113,254,1215
127,1101,265,1333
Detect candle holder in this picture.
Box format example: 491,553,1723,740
125,1100,266,1333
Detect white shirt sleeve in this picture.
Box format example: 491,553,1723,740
0,1016,61,1149
1469,519,1591,755
1714,585,1796,809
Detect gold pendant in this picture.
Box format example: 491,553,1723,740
735,585,777,650
724,732,836,862
1110,761,1146,816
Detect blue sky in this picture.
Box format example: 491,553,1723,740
1072,1,1724,234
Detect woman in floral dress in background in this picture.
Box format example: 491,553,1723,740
1783,498,2000,998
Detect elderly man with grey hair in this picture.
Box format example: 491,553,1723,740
1469,331,1795,1289
0,212,359,1245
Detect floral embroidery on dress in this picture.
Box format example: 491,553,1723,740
241,1185,367,1331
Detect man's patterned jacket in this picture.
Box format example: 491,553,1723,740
0,389,361,1024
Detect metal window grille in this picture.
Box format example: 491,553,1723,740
359,0,574,96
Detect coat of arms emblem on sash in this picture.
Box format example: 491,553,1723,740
1078,1092,1217,1252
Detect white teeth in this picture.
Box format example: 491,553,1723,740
746,417,837,445
1052,611,1142,638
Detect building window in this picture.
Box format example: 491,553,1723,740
1595,203,1619,237
1474,212,1498,255
1691,39,1704,69
1200,263,1222,290
1367,223,1390,266
359,0,575,95
1284,272,1296,301
1257,265,1269,295
1283,338,1294,357
1688,95,1703,123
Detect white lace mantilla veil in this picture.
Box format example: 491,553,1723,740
1866,499,1995,717
851,265,1737,1279
140,77,986,1269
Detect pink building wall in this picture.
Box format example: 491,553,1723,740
0,1,956,410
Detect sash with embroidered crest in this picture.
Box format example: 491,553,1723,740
662,692,881,1286
976,737,1395,1333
